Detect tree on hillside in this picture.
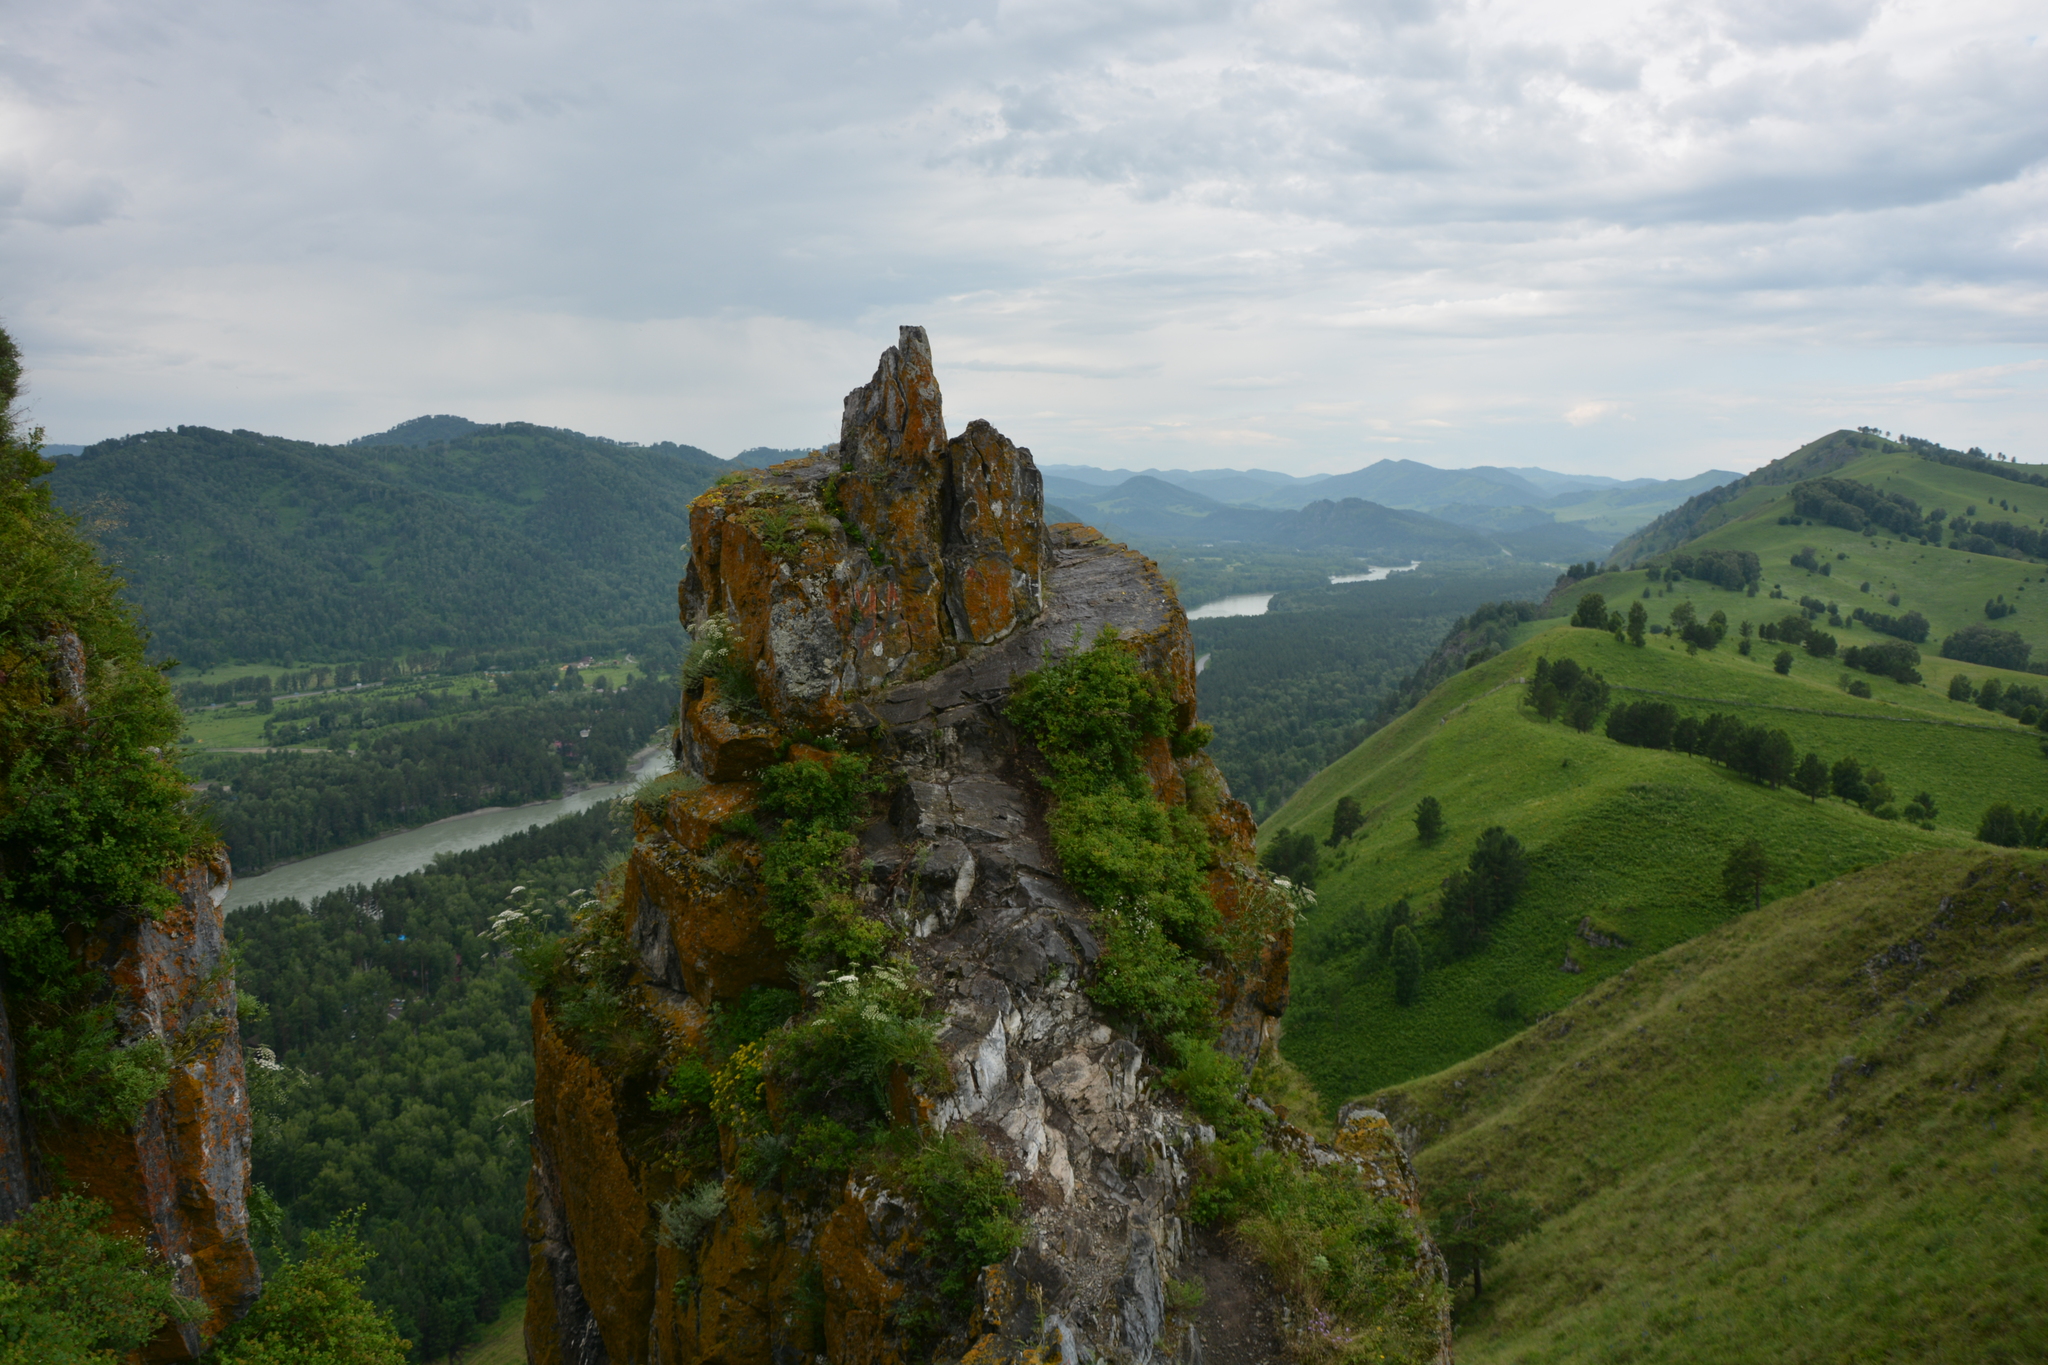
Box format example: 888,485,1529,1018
1792,752,1830,803
1756,729,1797,789
1571,593,1607,629
1526,657,1563,721
1721,838,1772,912
1259,827,1320,888
1774,650,1794,675
1626,600,1647,647
1976,804,2043,847
1948,674,1975,702
1426,1180,1543,1301
1831,756,1869,805
1377,898,1414,956
1414,796,1444,844
1942,624,2031,672
1563,672,1611,733
1392,925,1424,1006
1327,795,1363,846
1440,826,1527,956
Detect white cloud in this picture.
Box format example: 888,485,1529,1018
0,0,2041,475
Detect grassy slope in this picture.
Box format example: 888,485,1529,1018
1365,849,2048,1364
1561,445,2048,662
1266,622,2045,1099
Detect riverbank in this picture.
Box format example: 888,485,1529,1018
224,743,674,910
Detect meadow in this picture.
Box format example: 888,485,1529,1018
1370,849,2048,1363
1266,620,2044,1099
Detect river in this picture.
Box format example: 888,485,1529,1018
224,746,677,911
1186,561,1422,619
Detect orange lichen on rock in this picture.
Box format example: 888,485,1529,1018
56,857,261,1361
527,328,1307,1365
681,680,779,781
679,326,1047,737
531,1002,656,1364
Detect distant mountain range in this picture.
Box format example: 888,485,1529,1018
39,407,1740,665
1039,459,1739,557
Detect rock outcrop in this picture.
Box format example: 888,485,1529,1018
527,329,1446,1364
2,856,262,1360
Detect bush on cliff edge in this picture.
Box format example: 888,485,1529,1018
1008,625,1224,1042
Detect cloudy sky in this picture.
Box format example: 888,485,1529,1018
3,0,2042,476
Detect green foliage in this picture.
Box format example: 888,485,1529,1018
1163,1033,1260,1140
1943,623,2032,671
894,1131,1025,1305
1259,826,1321,888
713,986,802,1052
1189,1137,1447,1361
234,808,628,1358
1089,908,1219,1041
1774,649,1794,675
1976,803,2046,848
1272,623,2005,1099
1007,629,1237,1038
0,1193,205,1364
0,324,207,1128
1328,795,1364,845
1048,787,1218,943
1424,1180,1543,1300
203,1214,410,1365
1438,827,1527,957
1720,837,1772,910
767,964,943,1134
1569,593,1608,629
756,753,892,964
1392,927,1423,1007
42,422,725,670
679,615,760,717
654,1182,727,1250
1413,796,1444,844
1008,625,1176,792
1792,751,1830,802
16,1004,173,1129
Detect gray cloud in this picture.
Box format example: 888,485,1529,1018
0,0,2041,474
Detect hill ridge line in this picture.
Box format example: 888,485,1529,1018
1609,681,2031,733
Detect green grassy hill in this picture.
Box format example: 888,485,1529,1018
1588,430,2048,666
1265,619,2045,1100
1365,849,2048,1363
43,422,732,668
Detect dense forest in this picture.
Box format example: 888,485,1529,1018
188,674,678,871
1192,564,1557,815
42,422,729,667
233,807,633,1360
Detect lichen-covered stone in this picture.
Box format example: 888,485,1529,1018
56,858,262,1361
527,331,1390,1365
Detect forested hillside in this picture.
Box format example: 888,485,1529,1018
1191,563,1557,815
232,806,635,1359
42,422,732,668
